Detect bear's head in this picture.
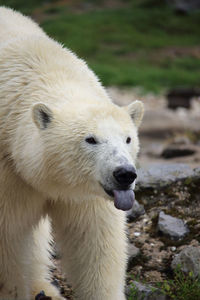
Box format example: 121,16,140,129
30,99,143,210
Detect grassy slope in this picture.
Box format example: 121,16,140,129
0,0,200,92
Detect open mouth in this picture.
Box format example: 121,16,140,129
104,188,135,211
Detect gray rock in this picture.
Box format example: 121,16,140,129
171,246,200,277
157,211,189,241
126,199,145,222
137,163,195,189
128,243,140,259
161,145,196,159
126,281,167,300
135,164,200,212
127,243,140,270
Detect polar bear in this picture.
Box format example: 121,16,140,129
0,6,144,300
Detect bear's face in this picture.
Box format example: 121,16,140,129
32,100,144,210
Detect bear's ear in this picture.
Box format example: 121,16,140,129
125,100,144,128
32,103,53,129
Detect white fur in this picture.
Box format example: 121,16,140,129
0,7,144,300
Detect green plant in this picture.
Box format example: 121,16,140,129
160,267,200,300
128,281,143,300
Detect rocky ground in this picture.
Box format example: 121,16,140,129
48,88,200,300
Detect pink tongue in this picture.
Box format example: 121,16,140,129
113,190,135,211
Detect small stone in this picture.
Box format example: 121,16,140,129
127,243,140,269
126,200,145,222
190,239,200,247
171,246,200,278
134,232,141,237
161,145,195,159
157,211,189,241
126,281,167,300
171,246,176,252
128,243,140,259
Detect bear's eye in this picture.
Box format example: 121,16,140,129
126,137,131,144
85,137,97,145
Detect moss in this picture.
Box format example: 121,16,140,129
184,177,193,185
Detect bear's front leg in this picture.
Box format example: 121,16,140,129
49,199,127,300
0,236,31,300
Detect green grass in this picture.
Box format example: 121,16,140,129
127,283,142,300
128,268,200,300
0,0,200,92
160,268,200,300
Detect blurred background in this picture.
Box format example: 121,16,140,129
1,0,200,92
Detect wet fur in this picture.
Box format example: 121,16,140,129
0,7,143,300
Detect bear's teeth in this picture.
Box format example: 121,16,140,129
113,190,135,211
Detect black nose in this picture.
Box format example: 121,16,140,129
113,165,137,186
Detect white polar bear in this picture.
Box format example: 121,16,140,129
0,6,144,300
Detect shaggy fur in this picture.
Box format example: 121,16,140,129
0,7,144,300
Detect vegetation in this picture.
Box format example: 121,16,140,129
128,267,200,300
0,0,200,92
161,268,200,300
127,283,142,300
